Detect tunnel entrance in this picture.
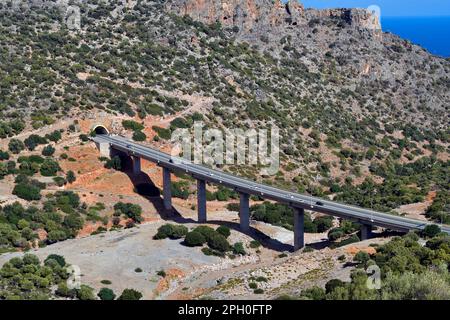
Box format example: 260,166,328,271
93,125,109,135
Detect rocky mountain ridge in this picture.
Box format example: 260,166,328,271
165,0,381,32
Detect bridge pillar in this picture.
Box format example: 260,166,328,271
293,207,305,251
131,156,141,175
197,179,207,223
239,193,250,232
95,142,111,158
162,167,172,211
360,224,372,241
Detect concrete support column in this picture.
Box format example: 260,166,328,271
197,179,207,223
131,156,141,175
293,207,305,251
96,142,111,158
162,167,172,211
239,193,250,232
360,224,372,241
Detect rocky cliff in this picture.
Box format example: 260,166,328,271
165,0,381,31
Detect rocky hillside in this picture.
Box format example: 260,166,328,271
0,0,448,218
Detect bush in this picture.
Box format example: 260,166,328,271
232,242,246,255
105,156,121,170
13,183,41,201
24,134,47,151
207,233,230,252
154,223,187,239
184,231,206,247
122,120,144,131
216,226,231,238
114,202,143,223
422,224,441,238
325,279,346,294
8,139,25,154
132,130,147,142
42,145,55,156
249,282,258,289
254,288,264,294
77,285,96,300
40,159,61,176
134,268,142,273
250,240,261,248
0,150,10,160
118,288,143,300
354,251,371,266
193,226,217,241
98,288,116,300
66,170,76,184
154,224,175,239
314,216,334,233
170,225,188,239
44,254,66,267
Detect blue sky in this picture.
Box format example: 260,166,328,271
297,0,450,17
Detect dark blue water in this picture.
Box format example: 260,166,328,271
381,16,450,58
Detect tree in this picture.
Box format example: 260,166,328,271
98,288,116,300
8,139,25,154
66,170,76,184
42,145,55,156
118,288,142,300
184,231,206,247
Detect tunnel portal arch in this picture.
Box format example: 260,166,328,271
93,125,109,135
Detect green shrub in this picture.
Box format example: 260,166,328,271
77,285,96,300
42,145,55,156
250,240,261,248
254,288,264,294
207,233,230,252
13,183,41,201
422,224,441,238
122,120,144,131
40,159,61,176
249,282,257,289
132,130,147,142
44,254,66,267
98,288,116,300
216,225,231,238
118,289,142,300
184,231,206,246
8,139,25,154
232,242,246,255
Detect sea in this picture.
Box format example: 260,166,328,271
381,16,450,58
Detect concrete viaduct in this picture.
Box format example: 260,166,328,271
92,132,450,251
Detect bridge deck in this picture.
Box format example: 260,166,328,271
93,134,450,235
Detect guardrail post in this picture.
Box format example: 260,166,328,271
239,193,250,232
131,156,141,175
360,224,372,241
162,167,172,210
197,179,207,223
294,207,305,251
